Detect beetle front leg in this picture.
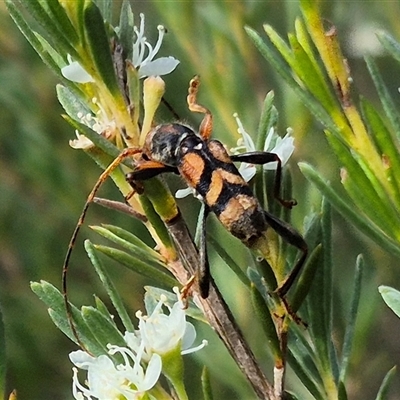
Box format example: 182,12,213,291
187,75,213,141
125,160,179,196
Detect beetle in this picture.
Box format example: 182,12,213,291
61,75,307,351
125,75,308,298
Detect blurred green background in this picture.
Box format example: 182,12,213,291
1,1,400,399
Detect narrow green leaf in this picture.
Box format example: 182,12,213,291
326,132,400,240
74,0,86,40
365,55,400,143
289,244,322,313
375,366,397,400
201,367,214,400
305,201,332,377
31,281,106,355
33,31,67,71
247,265,275,302
90,226,167,269
379,285,400,318
48,308,107,356
321,198,340,382
82,306,126,348
100,225,158,254
377,30,400,64
338,380,348,400
340,255,364,381
294,17,323,82
288,33,335,112
6,0,39,45
299,162,400,259
0,307,5,399
94,295,117,325
44,0,79,45
287,346,325,400
84,1,119,94
263,24,294,68
94,0,113,22
254,91,278,206
283,393,300,400
85,240,135,333
57,84,91,123
250,284,281,360
15,0,77,56
139,189,175,251
6,1,70,76
142,179,179,232
361,97,400,200
92,224,165,267
118,0,135,60
94,245,178,288
303,212,323,251
245,26,337,135
256,90,276,148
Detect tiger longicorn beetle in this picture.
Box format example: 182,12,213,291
126,75,308,299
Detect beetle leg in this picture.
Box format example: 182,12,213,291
231,151,297,209
262,210,308,297
125,160,179,196
127,160,178,181
187,75,213,140
197,205,211,298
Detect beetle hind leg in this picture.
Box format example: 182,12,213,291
262,210,308,297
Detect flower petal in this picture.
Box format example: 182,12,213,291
181,322,196,350
138,353,162,391
61,61,94,83
69,350,95,369
138,57,180,78
238,163,256,182
175,187,195,199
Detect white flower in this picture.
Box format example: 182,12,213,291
125,289,207,357
232,112,295,182
70,345,162,400
69,290,206,399
132,13,179,78
61,55,95,83
69,97,117,149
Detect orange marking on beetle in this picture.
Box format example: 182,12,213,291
180,152,205,187
207,140,232,163
219,169,246,185
219,194,258,228
205,169,246,206
205,171,224,206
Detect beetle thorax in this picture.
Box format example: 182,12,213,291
145,123,200,167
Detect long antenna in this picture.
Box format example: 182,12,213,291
62,147,141,352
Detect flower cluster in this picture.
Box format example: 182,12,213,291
70,290,206,400
62,13,179,84
61,12,179,150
